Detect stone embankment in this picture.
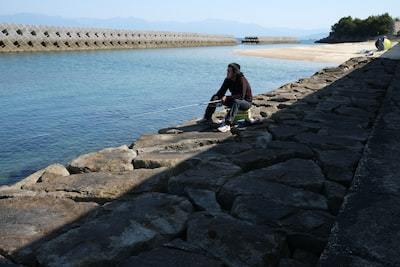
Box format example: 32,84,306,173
0,55,399,266
0,23,237,53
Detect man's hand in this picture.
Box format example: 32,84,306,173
221,96,227,103
211,95,219,101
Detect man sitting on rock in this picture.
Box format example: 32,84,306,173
202,63,253,132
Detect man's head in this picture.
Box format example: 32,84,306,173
227,63,241,80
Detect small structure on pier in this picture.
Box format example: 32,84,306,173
242,37,260,44
241,36,299,44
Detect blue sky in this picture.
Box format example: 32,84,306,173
0,0,398,29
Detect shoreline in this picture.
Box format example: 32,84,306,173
0,55,399,266
235,41,398,63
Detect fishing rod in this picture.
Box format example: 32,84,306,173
138,99,222,116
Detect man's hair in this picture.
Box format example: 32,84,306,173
228,63,241,74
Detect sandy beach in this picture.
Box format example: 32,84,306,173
236,41,399,64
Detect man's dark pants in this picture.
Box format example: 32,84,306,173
204,95,251,125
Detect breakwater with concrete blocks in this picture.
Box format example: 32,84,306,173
0,51,399,266
0,23,237,53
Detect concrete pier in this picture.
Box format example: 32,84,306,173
0,23,237,53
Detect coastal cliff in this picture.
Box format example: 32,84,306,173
0,54,399,266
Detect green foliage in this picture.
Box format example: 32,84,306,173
330,13,394,39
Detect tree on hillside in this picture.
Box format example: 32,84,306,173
329,13,394,40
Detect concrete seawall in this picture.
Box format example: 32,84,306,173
0,50,399,266
0,23,237,53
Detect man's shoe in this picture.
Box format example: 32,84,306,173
217,123,231,133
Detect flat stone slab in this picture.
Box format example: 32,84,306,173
158,119,217,133
234,159,326,193
67,145,136,173
294,132,364,151
267,124,310,140
279,209,335,254
34,193,193,267
132,132,231,153
168,160,242,195
231,196,334,253
228,141,314,171
317,127,369,142
316,149,361,186
185,189,222,213
133,151,203,173
187,212,287,267
0,196,97,261
218,175,328,211
23,168,171,202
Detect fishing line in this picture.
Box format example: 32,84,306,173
137,99,222,117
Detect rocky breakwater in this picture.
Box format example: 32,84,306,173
0,23,237,53
0,56,399,266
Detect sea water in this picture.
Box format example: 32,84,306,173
0,44,333,185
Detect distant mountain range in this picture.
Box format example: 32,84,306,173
0,13,329,40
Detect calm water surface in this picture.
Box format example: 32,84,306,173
0,44,334,184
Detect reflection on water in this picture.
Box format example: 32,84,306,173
0,44,333,184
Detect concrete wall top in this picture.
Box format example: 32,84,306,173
0,23,237,53
0,23,235,40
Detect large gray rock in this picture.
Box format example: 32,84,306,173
23,168,172,202
132,132,231,153
185,189,222,213
294,132,363,151
67,145,136,173
234,130,273,149
187,212,287,267
317,127,369,142
13,163,69,188
234,159,326,193
168,160,241,195
120,247,223,267
218,175,328,211
158,118,218,133
231,196,297,224
316,149,361,186
228,141,314,171
279,209,335,254
133,150,201,170
267,124,309,141
34,193,193,267
231,196,334,253
0,196,97,263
